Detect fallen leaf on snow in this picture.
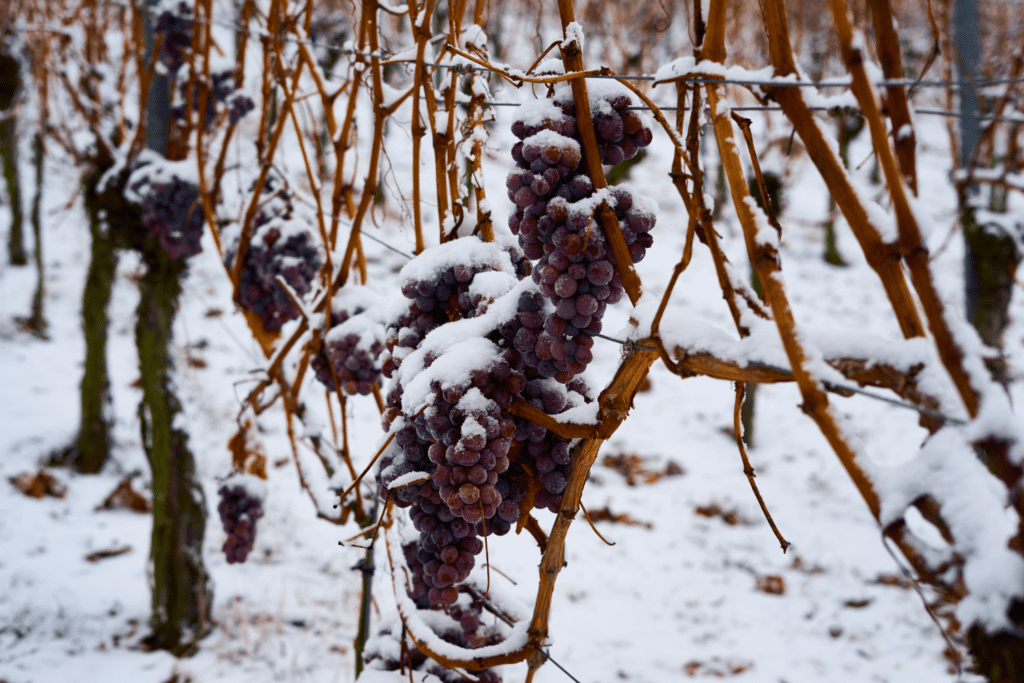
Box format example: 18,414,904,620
586,505,653,529
694,502,746,526
9,469,66,499
683,657,753,677
755,575,786,595
96,476,151,513
602,453,683,486
872,572,913,589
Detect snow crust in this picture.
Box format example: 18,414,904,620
221,472,268,502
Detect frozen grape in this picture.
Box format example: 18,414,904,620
131,173,205,260
217,476,265,564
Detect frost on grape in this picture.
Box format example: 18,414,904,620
372,237,595,608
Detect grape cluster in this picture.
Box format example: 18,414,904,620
377,265,524,602
553,88,654,166
380,250,527,382
217,476,266,564
227,92,256,126
506,87,656,380
227,177,323,331
362,606,502,683
377,431,482,607
311,289,387,396
513,379,578,512
130,171,205,259
172,70,255,129
374,244,596,608
153,2,193,75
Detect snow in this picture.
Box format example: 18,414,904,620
387,471,431,490
742,195,779,249
399,236,518,285
222,472,269,501
522,129,579,156
562,22,584,53
1,13,1021,683
513,98,563,128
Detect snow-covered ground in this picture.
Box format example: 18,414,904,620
2,74,1022,683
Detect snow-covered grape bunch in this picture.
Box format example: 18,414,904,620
172,70,255,128
362,599,502,683
558,88,654,167
310,286,388,396
507,84,656,380
374,239,592,608
127,159,205,259
227,175,323,332
217,474,266,564
153,0,255,128
379,250,528,383
153,2,193,75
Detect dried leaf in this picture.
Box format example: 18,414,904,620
96,476,151,513
695,503,746,526
683,657,753,677
872,572,913,589
603,453,683,486
229,419,268,479
585,505,652,529
755,575,786,595
9,469,66,499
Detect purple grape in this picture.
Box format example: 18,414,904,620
133,173,205,259
217,478,265,564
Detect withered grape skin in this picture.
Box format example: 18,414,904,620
217,481,264,564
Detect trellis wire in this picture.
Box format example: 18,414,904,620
39,1,1024,95
488,100,1024,123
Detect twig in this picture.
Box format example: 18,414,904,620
732,382,789,553
579,501,616,546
